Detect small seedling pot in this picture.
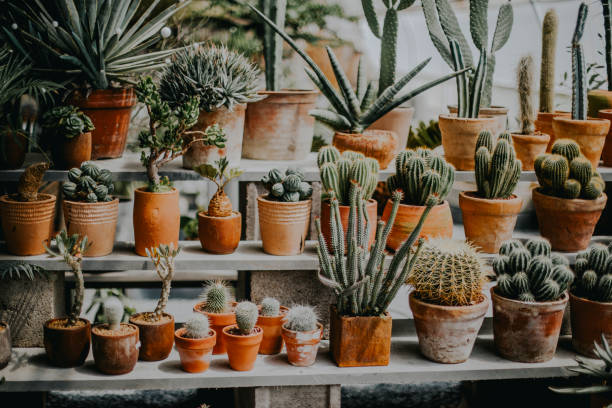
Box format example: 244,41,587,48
332,129,398,169
0,322,11,369
257,195,311,256
438,114,498,170
129,312,174,361
133,187,179,256
174,327,217,373
510,132,550,170
257,306,289,355
320,199,378,253
43,317,91,367
281,322,323,367
63,198,119,257
222,325,263,371
91,323,139,375
369,106,415,156
570,293,612,358
198,211,241,254
194,301,236,354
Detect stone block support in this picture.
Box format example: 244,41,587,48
236,385,341,408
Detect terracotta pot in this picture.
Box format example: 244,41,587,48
281,322,323,367
534,111,571,152
510,132,550,170
588,89,612,118
70,88,136,160
198,211,241,254
243,90,318,160
491,287,567,363
129,313,174,361
332,130,398,169
306,43,361,90
329,305,391,367
438,114,498,170
459,192,523,254
43,318,91,367
532,188,607,252
370,106,415,154
193,301,236,354
570,293,612,358
133,187,179,256
91,323,139,375
174,327,217,373
0,194,56,256
409,292,488,364
382,200,453,251
320,199,378,253
222,325,263,371
1,131,27,170
596,109,612,166
183,105,246,168
63,198,118,257
257,306,288,355
448,105,508,135
0,323,11,370
51,132,92,170
257,195,311,256
552,117,610,168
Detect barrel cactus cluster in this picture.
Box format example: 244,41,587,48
235,301,259,335
261,168,312,202
63,162,114,203
199,281,233,314
284,305,318,332
572,243,612,302
474,131,521,199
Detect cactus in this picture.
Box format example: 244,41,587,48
103,297,123,331
259,0,287,91
145,244,179,320
525,237,551,257
184,313,210,339
573,243,612,302
235,301,259,335
539,9,558,113
571,3,588,120
200,281,233,314
407,120,442,149
284,305,318,332
474,131,521,199
261,297,281,317
517,55,535,135
602,0,612,91
194,157,243,217
63,162,114,203
261,167,312,202
17,162,49,202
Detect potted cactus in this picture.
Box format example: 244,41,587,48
0,322,9,369
588,0,612,118
491,238,574,362
62,162,117,257
194,281,236,355
175,313,216,373
194,158,244,254
222,301,263,371
258,168,313,255
41,106,94,169
257,297,288,355
281,305,322,367
382,148,455,251
533,139,607,251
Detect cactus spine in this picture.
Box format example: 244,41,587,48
539,9,558,113
573,243,612,302
517,55,536,135
184,313,210,339
572,3,588,120
235,301,259,335
145,244,179,320
261,297,281,317
103,297,123,331
284,305,318,332
259,0,287,91
474,131,522,199
200,281,233,314
261,167,312,202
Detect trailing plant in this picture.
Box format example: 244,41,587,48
572,243,612,302
260,297,280,317
261,168,312,202
0,262,47,281
517,55,536,135
184,313,210,339
474,131,521,199
41,106,94,140
407,120,441,149
260,0,287,91
194,157,243,217
144,243,179,321
199,280,233,314
284,305,318,332
539,9,558,113
14,162,49,202
571,3,588,120
103,297,123,331
235,301,259,335
63,162,114,203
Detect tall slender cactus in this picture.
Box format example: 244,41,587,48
572,3,588,120
518,55,536,135
539,9,558,113
602,0,612,91
260,0,287,91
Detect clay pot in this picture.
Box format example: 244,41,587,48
0,323,11,370
193,301,236,354
491,287,567,363
439,114,498,170
329,305,391,367
198,211,241,254
409,292,488,364
306,43,361,90
133,187,180,256
257,306,288,355
534,111,571,152
370,106,415,154
459,192,523,254
243,90,318,160
570,293,612,358
588,89,612,117
70,88,136,160
129,313,174,361
174,327,217,373
63,198,118,257
510,133,550,170
448,105,509,136
51,132,92,170
222,325,263,371
382,200,453,252
43,318,91,367
332,129,398,169
596,109,612,166
1,131,27,170
0,194,56,256
532,188,607,252
552,117,610,168
281,322,323,367
257,195,311,256
91,323,139,375
320,199,378,253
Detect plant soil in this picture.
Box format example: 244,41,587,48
6,193,50,202
92,323,137,336
227,327,262,336
47,318,87,329
130,312,173,324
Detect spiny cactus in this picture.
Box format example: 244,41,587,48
63,162,114,203
260,297,281,317
539,9,558,113
573,243,612,302
517,55,536,135
194,157,243,217
259,0,287,91
145,244,179,320
261,167,312,202
474,131,522,199
235,301,259,335
571,3,588,120
407,120,442,149
103,297,123,331
602,0,612,91
17,162,49,202
284,305,318,332
200,281,233,314
184,313,211,339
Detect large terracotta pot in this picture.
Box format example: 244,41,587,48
51,132,92,170
570,293,612,358
438,114,498,170
43,318,91,367
198,211,241,254
281,322,323,367
257,195,311,256
448,105,508,135
222,325,263,371
1,131,27,170
70,88,136,160
370,107,415,154
63,198,118,257
491,287,567,363
0,194,56,256
532,188,607,252
174,327,216,373
306,43,361,90
534,111,571,152
133,187,179,256
193,301,236,355
382,200,452,252
129,313,174,361
332,130,398,169
320,199,377,253
257,306,288,355
243,90,318,160
510,132,550,170
409,292,488,364
459,192,523,254
588,89,612,117
596,109,612,166
91,323,139,375
0,323,11,369
552,117,610,168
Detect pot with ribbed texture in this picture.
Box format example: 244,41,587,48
257,195,311,256
63,198,118,257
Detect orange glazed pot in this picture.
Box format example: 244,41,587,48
281,322,323,367
222,325,263,371
588,89,612,117
63,198,118,257
194,301,236,355
510,133,550,170
370,106,415,154
257,195,311,256
52,132,92,170
198,211,241,254
570,293,612,358
0,193,56,256
133,187,179,256
174,327,216,373
320,199,378,253
257,306,288,355
534,111,571,152
597,109,612,166
91,323,140,375
129,313,174,361
43,318,91,367
439,114,498,170
332,129,398,169
552,117,610,168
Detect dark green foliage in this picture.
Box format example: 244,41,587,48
262,168,312,202
573,243,612,302
0,262,48,280
42,106,94,140
63,162,113,203
407,120,442,149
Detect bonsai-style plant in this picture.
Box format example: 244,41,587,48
41,105,94,169
281,305,321,367
174,313,216,373
194,281,235,355
222,301,263,371
257,297,287,355
181,123,228,167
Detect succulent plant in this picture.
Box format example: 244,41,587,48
260,297,281,317
42,106,94,140
235,301,259,335
145,244,180,320
184,314,211,339
200,281,233,314
261,168,312,202
539,9,558,113
572,243,612,302
259,0,287,91
16,162,49,202
63,162,114,203
284,305,318,332
517,55,536,135
194,157,244,217
198,124,227,149
407,120,442,149
103,297,123,331
474,131,522,199
571,3,588,120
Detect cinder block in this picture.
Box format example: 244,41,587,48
236,385,341,408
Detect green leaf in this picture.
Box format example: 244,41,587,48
491,2,513,52
326,46,361,119
361,0,381,38
435,0,473,67
469,0,488,50
421,0,453,67
310,109,352,131
398,0,417,10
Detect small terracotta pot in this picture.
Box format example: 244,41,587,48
1,131,27,170
70,88,136,160
329,305,391,367
596,109,612,166
52,132,92,170
447,105,509,136
459,192,523,254
382,200,453,252
552,117,610,168
570,293,612,358
532,188,607,252
534,111,571,152
257,195,311,256
133,187,180,256
370,106,415,154
63,198,118,257
491,287,567,363
320,199,378,253
193,301,236,355
0,194,56,256
510,132,550,170
439,114,498,170
257,306,288,355
43,318,91,367
174,327,217,373
91,323,139,375
409,292,488,364
332,129,398,169
198,211,241,254
588,89,612,118
281,322,323,367
0,323,11,370
129,313,174,361
222,325,263,371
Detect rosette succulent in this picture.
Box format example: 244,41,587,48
261,168,312,202
63,162,114,203
41,106,94,139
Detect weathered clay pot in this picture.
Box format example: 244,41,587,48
70,88,136,160
198,211,241,254
382,200,453,252
510,133,550,170
532,188,607,252
330,305,391,367
370,106,415,154
306,43,361,90
459,192,523,254
596,109,612,166
0,194,56,256
439,114,498,170
174,327,217,373
91,323,139,375
491,287,567,363
570,293,612,358
193,301,236,355
534,111,571,152
552,117,610,168
257,306,288,355
133,187,180,256
320,199,378,253
409,292,488,364
222,325,263,371
63,198,118,257
243,90,318,160
0,323,11,369
448,105,508,136
129,313,174,361
588,89,612,118
332,129,398,169
257,195,311,256
281,322,323,367
1,131,27,170
52,132,92,170
43,318,91,367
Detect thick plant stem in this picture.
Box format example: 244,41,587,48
68,257,84,327
539,9,558,113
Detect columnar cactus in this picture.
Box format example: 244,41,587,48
539,9,558,113
194,158,243,217
474,131,522,199
517,55,536,135
571,3,588,120
184,314,211,339
63,162,114,203
602,0,612,91
145,244,179,320
235,301,259,335
103,297,123,331
259,0,287,91
573,243,612,302
200,281,233,314
261,168,312,202
284,305,318,332
260,297,281,317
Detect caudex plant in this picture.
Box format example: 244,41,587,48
572,243,612,302
284,305,318,332
12,162,49,202
261,168,312,202
194,157,243,217
539,9,558,114
63,162,114,203
200,281,234,314
141,244,180,322
234,301,259,335
474,131,521,199
260,298,281,317
571,3,588,120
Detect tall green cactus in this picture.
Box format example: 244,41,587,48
474,131,521,199
573,243,612,302
517,55,536,135
259,0,287,91
572,3,588,120
603,0,612,91
539,9,558,113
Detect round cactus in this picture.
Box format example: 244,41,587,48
499,239,523,256
551,253,569,266
497,273,515,298
81,162,100,178
235,301,259,335
518,291,536,302
573,244,612,302
63,181,78,199
271,183,284,197
260,297,280,317
262,168,311,203
508,247,531,274
283,174,301,192
551,139,580,162
598,274,612,302
65,163,114,202
184,313,210,339
588,244,609,274
284,305,318,332
103,297,123,331
527,255,553,289
200,281,232,314
68,168,82,183
525,237,551,257
492,255,510,276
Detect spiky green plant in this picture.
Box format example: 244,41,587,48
602,0,612,91
572,243,612,302
407,120,442,149
284,305,318,332
260,298,281,317
474,131,521,199
261,167,312,202
16,162,49,202
0,262,47,281
235,301,259,335
200,281,233,314
144,244,179,321
184,313,210,339
571,3,588,120
259,0,287,91
63,162,114,203
103,297,123,331
539,9,558,113
194,157,243,217
517,55,536,135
